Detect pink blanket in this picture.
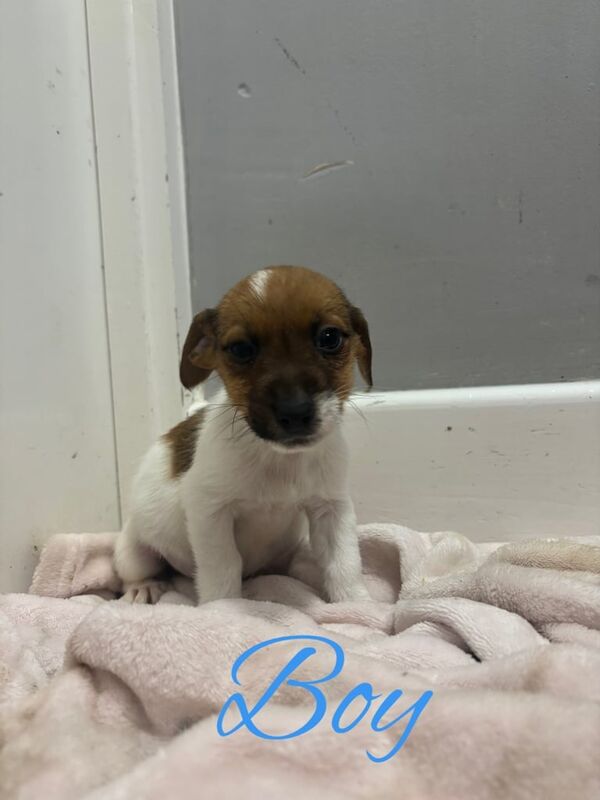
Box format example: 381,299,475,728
1,525,600,799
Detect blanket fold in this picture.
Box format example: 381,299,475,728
1,524,599,799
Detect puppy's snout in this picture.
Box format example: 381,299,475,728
273,391,316,437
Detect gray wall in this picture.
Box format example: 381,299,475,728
175,0,600,390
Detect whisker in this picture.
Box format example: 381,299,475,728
211,404,250,439
348,399,368,424
232,413,252,440
233,418,255,442
339,392,369,428
208,406,237,424
231,407,242,438
213,408,238,437
216,418,236,438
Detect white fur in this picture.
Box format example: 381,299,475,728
114,387,367,605
248,268,271,300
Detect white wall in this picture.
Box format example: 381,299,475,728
0,1,120,592
175,0,600,390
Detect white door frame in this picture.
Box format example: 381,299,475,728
85,0,191,513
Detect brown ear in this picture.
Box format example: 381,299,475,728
349,305,373,389
179,309,219,389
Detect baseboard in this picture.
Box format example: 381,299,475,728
346,380,600,542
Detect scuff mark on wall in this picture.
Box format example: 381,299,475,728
518,189,524,225
326,101,359,146
272,36,358,147
301,160,355,180
273,37,306,76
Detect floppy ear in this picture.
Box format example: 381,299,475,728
349,305,373,389
180,309,219,389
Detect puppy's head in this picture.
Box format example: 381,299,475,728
180,266,372,450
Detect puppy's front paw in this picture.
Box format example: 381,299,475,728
121,580,170,605
195,571,242,605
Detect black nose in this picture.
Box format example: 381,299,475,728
273,391,316,437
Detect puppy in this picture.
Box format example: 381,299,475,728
114,266,372,605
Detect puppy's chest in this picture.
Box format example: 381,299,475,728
232,469,310,544
234,501,297,533
236,458,326,507
234,502,303,577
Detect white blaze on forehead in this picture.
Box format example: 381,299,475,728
248,268,272,300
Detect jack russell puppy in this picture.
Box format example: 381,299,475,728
114,265,372,605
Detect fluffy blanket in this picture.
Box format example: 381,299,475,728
1,525,600,799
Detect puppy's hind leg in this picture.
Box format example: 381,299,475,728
114,521,168,604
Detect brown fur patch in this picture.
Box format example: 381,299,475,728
163,409,206,478
178,266,372,444
218,267,367,410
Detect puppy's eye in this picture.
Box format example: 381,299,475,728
315,326,345,354
227,340,257,364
